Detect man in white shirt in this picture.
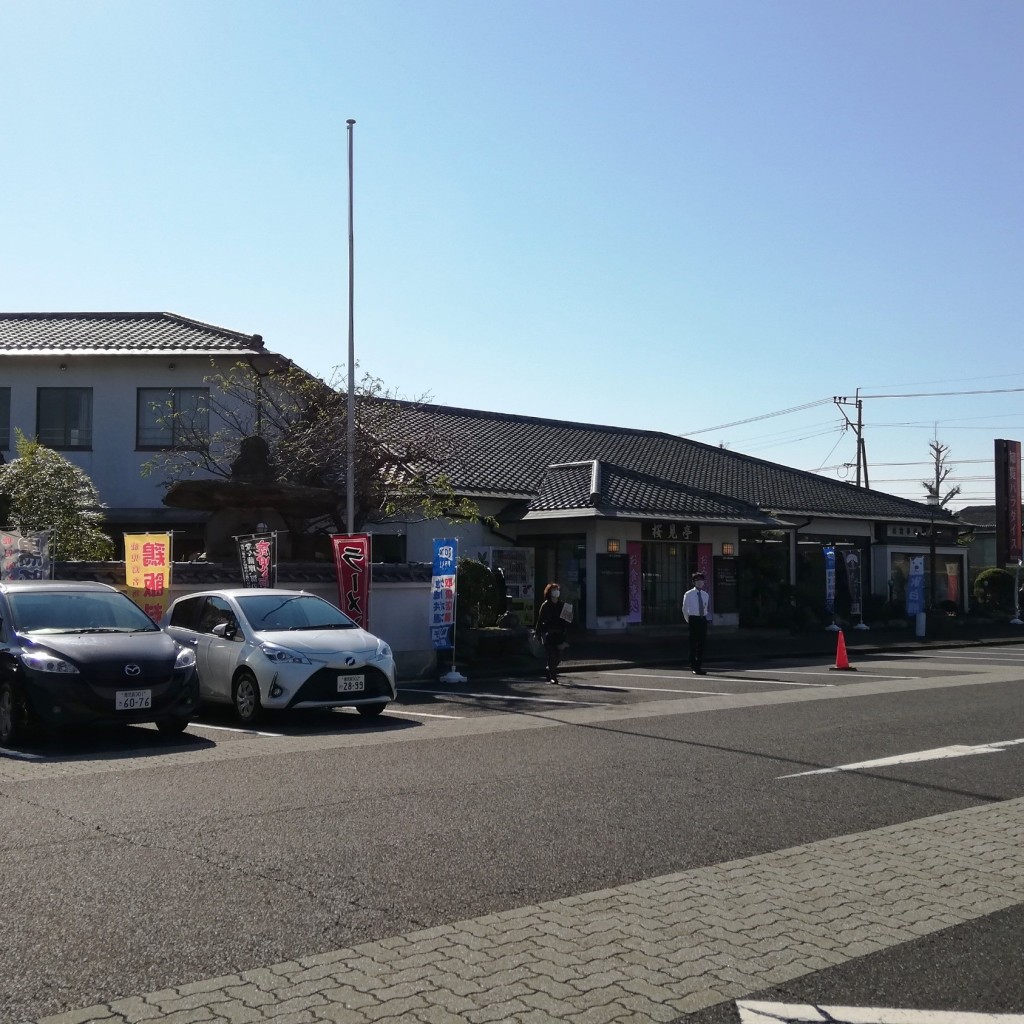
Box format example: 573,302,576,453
681,571,711,675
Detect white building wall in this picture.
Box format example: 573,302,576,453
3,353,231,510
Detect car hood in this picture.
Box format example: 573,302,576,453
19,631,181,667
254,627,383,657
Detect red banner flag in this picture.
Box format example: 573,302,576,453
331,534,371,629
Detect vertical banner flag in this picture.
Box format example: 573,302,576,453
905,555,925,616
238,533,277,588
994,439,1022,566
626,541,642,623
844,550,862,616
331,533,371,629
945,561,961,605
823,545,836,614
696,542,713,619
0,529,52,580
125,533,172,623
430,538,458,650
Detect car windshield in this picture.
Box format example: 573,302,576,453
236,594,358,631
10,591,159,634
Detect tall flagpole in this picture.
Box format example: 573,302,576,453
346,119,356,534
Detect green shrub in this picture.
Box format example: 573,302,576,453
455,557,499,627
973,567,1015,611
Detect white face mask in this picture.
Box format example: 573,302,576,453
551,589,560,600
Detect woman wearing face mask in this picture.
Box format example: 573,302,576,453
681,571,711,675
535,581,568,683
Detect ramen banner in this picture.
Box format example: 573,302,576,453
331,533,371,629
0,529,52,580
237,532,277,588
124,532,172,623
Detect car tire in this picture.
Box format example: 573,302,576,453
155,716,190,735
356,701,388,719
233,671,263,726
0,681,31,748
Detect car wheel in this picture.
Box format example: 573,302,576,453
233,671,263,725
0,681,30,747
155,716,190,735
356,701,388,719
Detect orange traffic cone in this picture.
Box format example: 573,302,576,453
830,630,857,672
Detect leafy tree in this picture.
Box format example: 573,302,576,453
922,439,961,508
142,358,488,535
0,431,113,560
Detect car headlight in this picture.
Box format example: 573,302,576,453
175,645,197,670
20,649,80,675
372,641,393,661
258,642,310,665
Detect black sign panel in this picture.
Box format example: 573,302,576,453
596,553,628,617
641,522,699,543
713,556,738,614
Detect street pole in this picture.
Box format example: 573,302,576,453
927,493,938,636
345,119,356,535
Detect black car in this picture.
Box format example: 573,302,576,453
0,581,199,747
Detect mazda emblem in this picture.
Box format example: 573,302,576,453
124,663,141,677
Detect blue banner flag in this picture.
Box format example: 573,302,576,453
823,546,836,614
430,538,458,650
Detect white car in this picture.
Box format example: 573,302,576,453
163,589,397,725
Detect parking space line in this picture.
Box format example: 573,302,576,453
386,709,465,719
604,671,832,688
187,723,284,737
0,747,45,761
567,682,735,696
722,669,913,681
406,689,608,706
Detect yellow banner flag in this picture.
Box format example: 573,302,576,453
124,533,172,588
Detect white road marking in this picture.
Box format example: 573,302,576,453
564,681,735,696
0,746,44,761
780,737,1024,778
405,689,608,706
730,669,915,681
737,1000,1024,1024
701,674,834,687
605,670,832,688
385,708,464,719
187,722,284,737
896,650,1024,662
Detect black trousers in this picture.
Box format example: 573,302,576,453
544,640,562,678
688,616,708,669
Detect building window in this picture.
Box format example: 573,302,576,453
0,387,9,450
37,387,93,449
137,387,210,449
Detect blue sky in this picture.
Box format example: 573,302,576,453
2,0,1022,508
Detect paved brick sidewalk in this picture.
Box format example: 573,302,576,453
33,798,1024,1024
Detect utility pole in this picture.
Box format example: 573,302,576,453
832,391,869,487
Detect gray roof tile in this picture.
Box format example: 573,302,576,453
386,400,953,524
0,312,267,355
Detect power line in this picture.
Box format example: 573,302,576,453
682,398,832,436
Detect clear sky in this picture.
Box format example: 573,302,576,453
3,0,1022,510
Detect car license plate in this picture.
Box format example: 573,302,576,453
116,689,152,710
337,675,364,693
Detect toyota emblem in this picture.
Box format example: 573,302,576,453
124,663,141,676
345,656,356,667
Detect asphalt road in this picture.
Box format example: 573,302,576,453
2,643,1023,1022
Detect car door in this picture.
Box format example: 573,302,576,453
165,596,216,699
198,596,243,698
